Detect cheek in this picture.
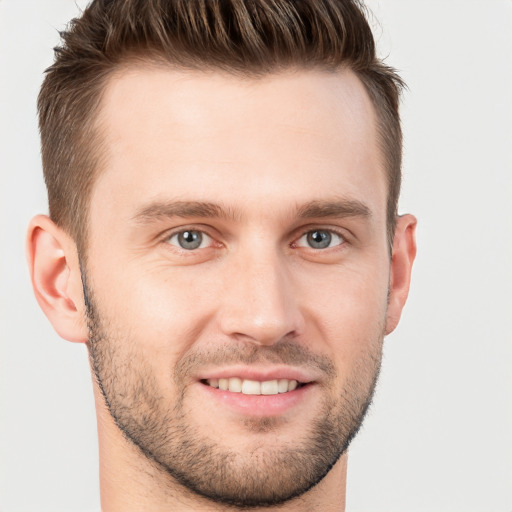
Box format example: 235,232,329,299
299,260,389,362
89,262,215,370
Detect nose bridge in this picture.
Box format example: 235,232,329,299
218,242,303,345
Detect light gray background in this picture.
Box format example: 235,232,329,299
1,1,511,511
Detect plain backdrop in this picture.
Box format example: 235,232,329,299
1,1,511,511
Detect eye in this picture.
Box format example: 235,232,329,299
166,230,211,250
296,229,345,249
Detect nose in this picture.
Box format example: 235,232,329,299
217,250,305,346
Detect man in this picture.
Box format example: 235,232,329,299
26,0,416,510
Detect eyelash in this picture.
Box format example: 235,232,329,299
161,226,348,252
163,227,218,252
292,228,346,250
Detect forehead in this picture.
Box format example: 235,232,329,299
90,64,386,224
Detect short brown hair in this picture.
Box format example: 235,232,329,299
38,0,404,252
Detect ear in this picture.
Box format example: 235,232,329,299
385,214,417,335
26,215,88,343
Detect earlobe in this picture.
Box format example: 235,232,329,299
26,215,88,343
385,214,417,335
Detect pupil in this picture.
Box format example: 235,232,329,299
179,230,202,249
308,230,331,249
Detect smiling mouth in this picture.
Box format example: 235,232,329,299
202,378,306,396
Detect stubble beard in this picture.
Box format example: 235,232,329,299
85,282,384,509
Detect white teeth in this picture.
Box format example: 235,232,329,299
242,379,261,395
261,380,278,395
288,380,298,391
228,377,242,393
206,377,300,395
278,379,289,393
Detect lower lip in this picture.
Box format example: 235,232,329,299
198,382,314,417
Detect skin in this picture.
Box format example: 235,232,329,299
27,65,416,511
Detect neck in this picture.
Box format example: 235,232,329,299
93,383,347,512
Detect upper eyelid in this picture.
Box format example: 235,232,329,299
299,226,345,236
160,224,218,241
298,228,345,239
166,230,212,242
292,225,351,242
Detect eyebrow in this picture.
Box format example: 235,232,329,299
131,198,371,224
132,200,241,224
297,199,371,220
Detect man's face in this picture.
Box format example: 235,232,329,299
85,66,390,506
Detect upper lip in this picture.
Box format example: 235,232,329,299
197,365,318,384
